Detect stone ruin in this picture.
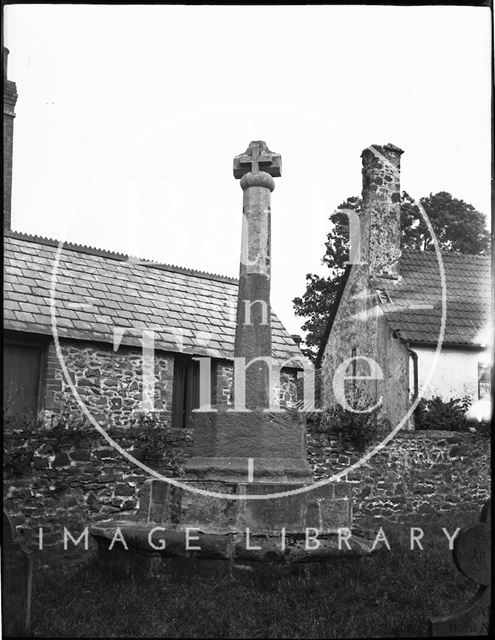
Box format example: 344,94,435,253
91,141,378,569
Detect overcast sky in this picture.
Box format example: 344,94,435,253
4,4,491,336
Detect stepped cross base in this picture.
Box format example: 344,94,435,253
90,476,384,570
90,411,383,564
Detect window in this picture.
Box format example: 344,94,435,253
3,337,45,418
478,363,491,400
171,355,200,429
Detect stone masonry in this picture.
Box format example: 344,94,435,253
38,338,298,429
3,428,489,556
320,144,410,428
3,48,17,232
306,429,490,523
45,340,174,427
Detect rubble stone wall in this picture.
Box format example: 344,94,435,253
307,428,491,523
44,339,299,423
4,425,193,555
4,425,489,559
45,339,174,427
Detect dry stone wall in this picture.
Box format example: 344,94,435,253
4,422,489,560
307,428,491,523
4,425,192,556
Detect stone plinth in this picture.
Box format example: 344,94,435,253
91,479,378,568
135,478,352,534
91,521,378,571
184,410,312,483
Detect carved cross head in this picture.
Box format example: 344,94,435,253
233,141,282,179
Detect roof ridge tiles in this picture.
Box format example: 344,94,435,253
5,230,239,285
401,248,490,261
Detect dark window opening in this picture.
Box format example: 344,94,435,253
171,355,200,429
3,340,44,419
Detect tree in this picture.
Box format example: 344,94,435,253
293,191,490,361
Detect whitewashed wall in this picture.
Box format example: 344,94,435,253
412,346,490,402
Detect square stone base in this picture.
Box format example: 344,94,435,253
185,410,313,483
137,479,352,534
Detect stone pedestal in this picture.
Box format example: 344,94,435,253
91,477,380,568
184,409,312,483
136,478,352,534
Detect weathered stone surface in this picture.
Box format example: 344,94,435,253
454,522,491,586
128,479,352,534
3,424,192,553
233,142,280,411
46,341,175,429
233,140,281,179
429,498,491,636
91,520,377,567
320,143,409,429
360,144,403,277
238,484,308,533
308,429,490,523
186,410,312,482
184,142,311,489
189,410,306,459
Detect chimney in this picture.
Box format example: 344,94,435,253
291,334,303,347
360,143,403,278
3,47,17,232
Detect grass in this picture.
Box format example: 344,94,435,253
31,511,479,638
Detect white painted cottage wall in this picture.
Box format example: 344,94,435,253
412,346,490,402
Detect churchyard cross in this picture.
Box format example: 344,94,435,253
233,141,282,410
91,139,365,572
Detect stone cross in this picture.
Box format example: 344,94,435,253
181,141,311,482
233,141,281,409
429,498,491,636
233,140,281,178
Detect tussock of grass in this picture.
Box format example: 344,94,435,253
32,512,478,638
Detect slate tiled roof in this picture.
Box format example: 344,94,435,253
3,232,303,366
378,250,491,346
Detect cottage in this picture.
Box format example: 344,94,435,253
3,50,302,428
317,144,491,427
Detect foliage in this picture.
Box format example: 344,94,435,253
3,406,178,474
4,426,37,476
414,396,491,434
132,412,174,459
4,411,41,475
293,192,490,360
4,409,92,475
44,412,92,452
401,192,490,254
311,391,387,451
